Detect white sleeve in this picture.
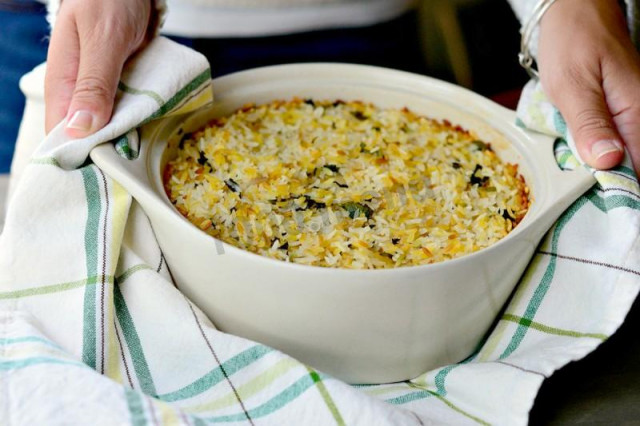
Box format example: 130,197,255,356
506,0,539,24
45,0,61,29
621,0,640,47
45,0,167,36
505,0,550,58
154,0,168,35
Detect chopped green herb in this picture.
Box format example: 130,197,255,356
225,178,241,193
197,151,208,166
470,165,489,186
501,209,514,220
380,251,394,259
352,111,368,120
179,132,190,150
471,140,488,151
342,202,374,219
303,195,326,210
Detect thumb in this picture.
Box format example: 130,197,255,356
547,76,625,170
64,32,129,138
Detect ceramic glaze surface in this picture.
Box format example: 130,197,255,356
91,64,595,383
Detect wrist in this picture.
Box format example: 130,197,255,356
519,0,560,78
540,0,627,35
46,0,62,29
522,0,628,78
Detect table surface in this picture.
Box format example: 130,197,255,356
529,295,640,425
0,173,638,424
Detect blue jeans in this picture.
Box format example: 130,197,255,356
0,0,49,173
0,7,426,173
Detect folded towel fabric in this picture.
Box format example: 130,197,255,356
1,37,638,425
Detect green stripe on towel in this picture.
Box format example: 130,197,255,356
124,389,149,426
116,264,154,285
142,69,211,125
81,166,102,370
0,275,109,299
205,374,317,423
502,314,607,340
500,196,588,359
0,356,87,371
308,368,345,426
118,81,165,107
586,191,640,212
158,345,272,402
114,284,158,396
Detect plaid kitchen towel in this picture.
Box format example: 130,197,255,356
1,37,639,426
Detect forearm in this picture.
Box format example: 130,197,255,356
506,0,637,57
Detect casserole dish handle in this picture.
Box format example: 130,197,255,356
90,119,170,215
504,111,596,232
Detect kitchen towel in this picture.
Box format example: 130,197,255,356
1,36,638,425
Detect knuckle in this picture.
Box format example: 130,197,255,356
83,15,144,52
72,1,150,53
72,75,115,103
544,58,598,101
563,61,588,88
574,109,613,135
560,61,590,91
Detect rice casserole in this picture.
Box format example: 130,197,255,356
163,98,529,269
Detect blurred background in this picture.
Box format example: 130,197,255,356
418,0,529,108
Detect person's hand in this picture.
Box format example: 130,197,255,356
45,0,153,137
537,0,640,176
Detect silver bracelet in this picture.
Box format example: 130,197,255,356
518,0,560,79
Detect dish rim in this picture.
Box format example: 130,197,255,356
93,63,595,276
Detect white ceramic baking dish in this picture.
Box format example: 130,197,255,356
90,64,595,384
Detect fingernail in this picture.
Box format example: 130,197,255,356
592,139,624,160
66,110,94,132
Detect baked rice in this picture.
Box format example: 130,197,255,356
163,98,529,269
